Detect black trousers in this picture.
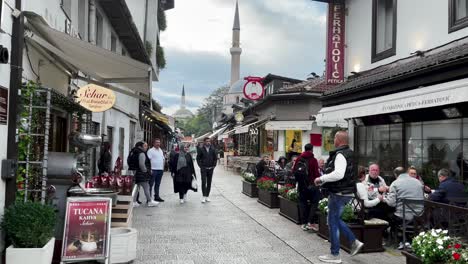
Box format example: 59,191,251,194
299,186,321,224
201,167,214,197
179,187,188,199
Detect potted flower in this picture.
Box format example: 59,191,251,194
241,171,258,197
403,229,468,264
1,202,56,264
257,176,279,208
278,184,301,224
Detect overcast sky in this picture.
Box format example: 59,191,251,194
153,0,327,116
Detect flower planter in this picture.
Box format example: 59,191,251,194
317,213,386,253
257,189,280,208
6,237,55,264
401,251,423,264
110,227,138,264
278,196,301,224
242,180,258,198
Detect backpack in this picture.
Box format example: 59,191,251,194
127,148,140,171
294,157,310,188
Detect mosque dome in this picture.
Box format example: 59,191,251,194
228,79,248,94
174,108,193,119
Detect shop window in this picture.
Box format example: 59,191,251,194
78,0,87,40
111,33,117,52
449,0,468,32
96,11,103,47
371,0,397,63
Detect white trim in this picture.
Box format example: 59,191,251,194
265,120,314,131
318,77,468,123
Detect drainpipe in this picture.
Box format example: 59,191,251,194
5,0,24,207
88,0,96,45
143,0,149,43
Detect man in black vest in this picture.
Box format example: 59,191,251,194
196,137,218,203
314,131,363,263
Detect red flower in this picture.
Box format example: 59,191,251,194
453,252,461,260
455,244,461,249
284,189,289,193
448,245,452,249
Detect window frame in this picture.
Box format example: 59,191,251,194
60,0,72,20
449,0,468,33
371,0,398,63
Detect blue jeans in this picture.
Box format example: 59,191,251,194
150,170,164,198
328,193,356,256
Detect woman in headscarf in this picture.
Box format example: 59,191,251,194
170,143,197,204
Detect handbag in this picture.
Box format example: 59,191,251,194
191,175,198,189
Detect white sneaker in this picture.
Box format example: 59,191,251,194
180,199,185,204
147,200,159,207
133,202,140,208
183,194,187,201
201,197,206,203
205,197,211,202
318,254,342,263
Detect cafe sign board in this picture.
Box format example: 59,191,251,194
61,197,112,263
77,84,116,112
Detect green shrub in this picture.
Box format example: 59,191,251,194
1,202,56,248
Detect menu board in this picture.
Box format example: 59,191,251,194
61,197,112,262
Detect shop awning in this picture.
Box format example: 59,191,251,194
317,77,468,126
234,119,267,134
265,120,314,131
208,126,227,139
220,129,235,139
194,132,211,142
23,12,152,100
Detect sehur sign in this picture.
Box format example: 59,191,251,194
77,84,116,112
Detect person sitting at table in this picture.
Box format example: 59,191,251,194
275,156,288,182
365,163,389,198
256,155,270,179
408,166,432,194
356,166,382,209
429,168,467,205
384,167,424,249
284,155,298,184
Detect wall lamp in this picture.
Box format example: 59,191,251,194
442,107,461,118
389,114,403,123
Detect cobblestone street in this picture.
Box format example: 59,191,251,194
133,166,405,264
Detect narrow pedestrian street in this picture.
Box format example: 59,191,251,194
133,166,404,264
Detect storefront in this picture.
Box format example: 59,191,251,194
318,43,468,187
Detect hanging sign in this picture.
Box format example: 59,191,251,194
0,86,8,125
61,197,112,263
76,84,116,112
243,76,264,101
234,112,244,123
326,2,346,85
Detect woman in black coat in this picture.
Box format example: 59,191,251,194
170,144,197,204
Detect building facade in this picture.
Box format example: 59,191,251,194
317,0,468,186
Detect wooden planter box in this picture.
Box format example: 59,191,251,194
257,189,280,208
402,251,423,264
279,196,301,224
317,214,386,253
242,180,258,198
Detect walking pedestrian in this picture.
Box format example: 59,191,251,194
128,141,159,208
292,144,321,232
147,138,165,202
196,137,218,203
314,131,363,263
169,143,179,177
170,144,197,204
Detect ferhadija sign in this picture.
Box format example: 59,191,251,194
76,84,116,112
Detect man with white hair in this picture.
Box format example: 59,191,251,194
365,163,389,198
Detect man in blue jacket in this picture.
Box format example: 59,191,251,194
430,168,466,205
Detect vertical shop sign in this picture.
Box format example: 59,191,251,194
0,86,8,125
62,197,112,263
326,2,346,85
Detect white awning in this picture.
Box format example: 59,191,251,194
265,120,314,131
24,12,152,100
220,129,235,139
318,77,468,125
208,126,227,139
234,119,266,134
194,132,211,142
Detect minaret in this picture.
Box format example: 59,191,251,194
181,85,186,109
230,1,242,86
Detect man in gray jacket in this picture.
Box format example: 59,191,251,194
384,168,424,249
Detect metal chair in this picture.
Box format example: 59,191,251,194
401,198,425,248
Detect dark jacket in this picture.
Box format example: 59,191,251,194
292,151,320,189
170,152,197,193
196,145,217,169
256,160,268,178
133,148,151,183
430,178,466,204
322,145,356,194
98,150,112,174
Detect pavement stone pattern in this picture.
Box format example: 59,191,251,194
132,166,405,264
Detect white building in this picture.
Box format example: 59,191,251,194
317,0,468,181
